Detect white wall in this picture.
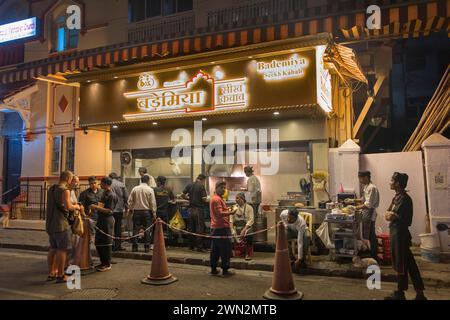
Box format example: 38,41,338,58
360,152,428,244
21,133,48,177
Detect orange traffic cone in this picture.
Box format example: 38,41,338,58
71,218,95,274
263,221,303,300
141,218,178,285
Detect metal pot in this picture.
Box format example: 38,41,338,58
253,215,268,243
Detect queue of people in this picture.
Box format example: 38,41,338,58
44,167,427,299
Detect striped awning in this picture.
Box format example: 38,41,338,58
341,16,450,40
0,0,448,85
323,44,368,84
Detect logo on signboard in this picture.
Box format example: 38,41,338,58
123,70,248,119
137,73,158,90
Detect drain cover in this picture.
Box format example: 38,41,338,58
60,288,118,300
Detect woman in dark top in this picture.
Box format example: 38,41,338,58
384,172,426,300
90,177,118,272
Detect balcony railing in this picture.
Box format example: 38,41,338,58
207,0,307,27
128,12,196,43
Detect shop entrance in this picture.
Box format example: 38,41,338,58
1,111,23,203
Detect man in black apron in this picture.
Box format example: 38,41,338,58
384,172,426,300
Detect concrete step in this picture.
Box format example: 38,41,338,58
5,219,45,230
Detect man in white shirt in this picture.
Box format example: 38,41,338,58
356,171,380,260
138,167,157,188
128,175,157,253
280,208,307,270
244,166,261,215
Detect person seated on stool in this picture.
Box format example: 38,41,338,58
230,192,254,260
280,208,307,271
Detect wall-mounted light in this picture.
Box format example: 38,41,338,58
86,80,92,83
114,76,118,79
213,66,225,80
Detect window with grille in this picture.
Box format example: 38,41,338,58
51,136,62,174
65,136,75,172
129,0,193,22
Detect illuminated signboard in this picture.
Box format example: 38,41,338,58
123,70,248,119
0,17,37,44
79,49,332,125
256,54,308,81
315,46,332,112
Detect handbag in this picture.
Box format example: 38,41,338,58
71,211,84,236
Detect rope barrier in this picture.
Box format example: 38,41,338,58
93,220,157,241
90,219,277,241
160,220,276,239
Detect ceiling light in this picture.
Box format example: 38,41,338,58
152,122,158,125
202,118,207,121
273,111,280,116
112,125,118,129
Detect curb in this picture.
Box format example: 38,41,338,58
1,242,449,288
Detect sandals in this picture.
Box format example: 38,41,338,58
46,275,56,281
55,275,69,283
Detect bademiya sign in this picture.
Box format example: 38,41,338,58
123,70,248,118
256,54,308,81
79,48,332,125
0,17,37,44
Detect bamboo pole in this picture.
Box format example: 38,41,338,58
403,65,450,151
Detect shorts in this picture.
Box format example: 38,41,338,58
49,230,71,250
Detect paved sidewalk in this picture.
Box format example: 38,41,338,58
1,227,449,288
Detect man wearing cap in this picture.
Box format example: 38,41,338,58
210,181,237,276
384,172,426,300
356,171,380,260
243,166,261,215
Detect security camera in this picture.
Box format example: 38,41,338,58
83,128,88,135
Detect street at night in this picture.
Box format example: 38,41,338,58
0,0,449,315
1,248,449,301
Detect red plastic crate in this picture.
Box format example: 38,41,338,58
377,233,391,264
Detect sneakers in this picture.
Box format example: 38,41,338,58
414,293,428,300
209,269,220,276
96,264,112,272
222,270,236,277
384,291,406,300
